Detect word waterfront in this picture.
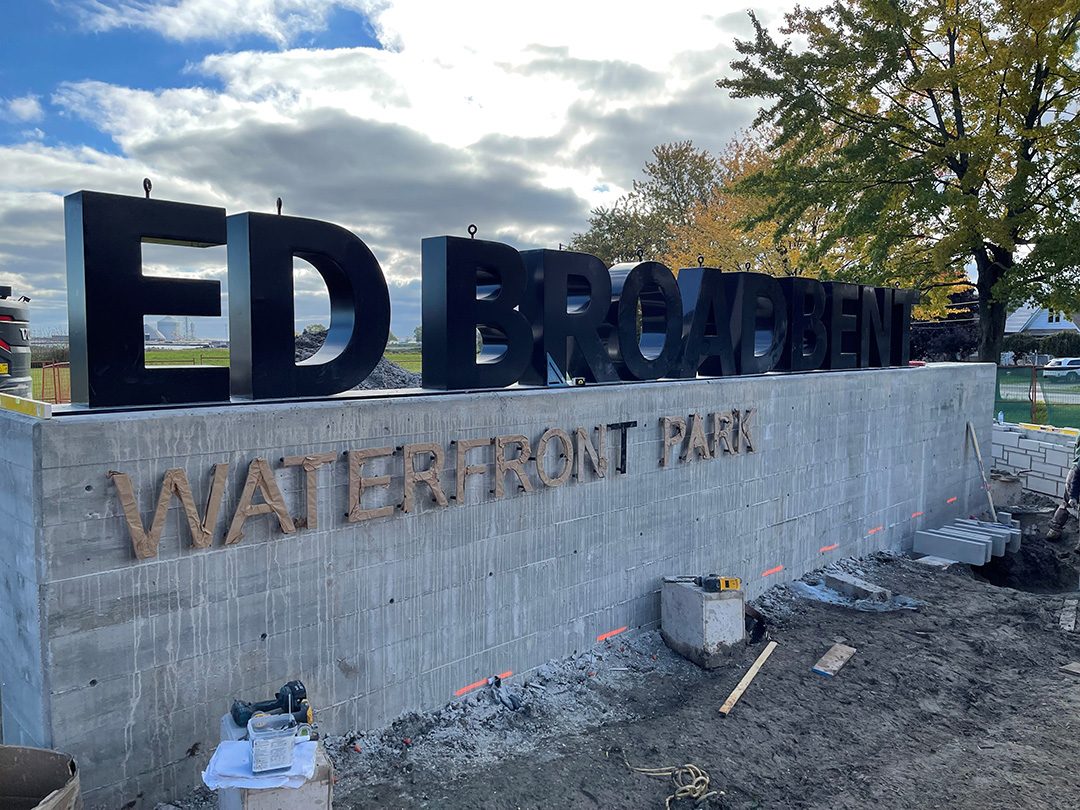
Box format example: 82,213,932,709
108,410,755,559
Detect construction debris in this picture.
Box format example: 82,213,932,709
718,640,778,716
1059,662,1080,678
822,572,891,602
1060,600,1078,632
620,750,719,810
812,643,857,677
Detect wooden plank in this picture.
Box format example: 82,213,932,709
1061,600,1078,632
1059,662,1080,678
812,643,857,677
719,641,777,716
967,421,996,519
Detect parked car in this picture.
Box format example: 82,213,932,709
1042,356,1080,381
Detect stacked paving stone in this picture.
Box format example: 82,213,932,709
913,516,1021,565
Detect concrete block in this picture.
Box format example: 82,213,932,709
1022,473,1059,497
660,580,745,668
1044,447,1070,468
993,429,1021,449
956,518,1019,539
913,530,990,565
822,572,891,602
935,526,1000,557
1004,449,1033,470
1031,460,1066,477
949,521,1008,556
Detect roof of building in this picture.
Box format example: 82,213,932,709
1005,305,1080,335
1005,306,1039,333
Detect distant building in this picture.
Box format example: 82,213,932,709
1004,306,1079,337
144,323,165,342
157,316,179,341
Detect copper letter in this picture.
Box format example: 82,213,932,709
282,451,338,529
347,447,395,522
536,428,573,487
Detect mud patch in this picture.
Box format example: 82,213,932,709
976,495,1080,593
975,536,1080,593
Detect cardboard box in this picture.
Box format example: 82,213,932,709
217,744,332,810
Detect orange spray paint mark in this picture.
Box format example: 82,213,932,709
911,511,924,518
867,526,884,535
454,679,487,697
454,671,513,697
819,543,838,553
597,626,628,643
946,497,958,504
762,565,783,577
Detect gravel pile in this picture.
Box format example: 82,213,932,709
294,330,422,390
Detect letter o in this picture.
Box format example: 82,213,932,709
536,428,573,487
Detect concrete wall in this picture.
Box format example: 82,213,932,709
0,412,48,748
991,422,1076,498
0,362,993,807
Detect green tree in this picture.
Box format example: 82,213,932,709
1041,330,1080,357
569,141,721,265
413,325,422,343
719,0,1080,361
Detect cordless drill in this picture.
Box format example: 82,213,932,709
230,680,309,727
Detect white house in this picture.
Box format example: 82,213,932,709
1004,305,1080,336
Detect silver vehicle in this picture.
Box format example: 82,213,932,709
1043,357,1080,381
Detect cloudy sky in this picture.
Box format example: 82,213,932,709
0,0,790,341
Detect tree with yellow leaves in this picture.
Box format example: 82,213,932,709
719,0,1080,360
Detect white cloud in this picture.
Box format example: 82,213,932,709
72,0,372,46
6,1,808,336
5,95,45,123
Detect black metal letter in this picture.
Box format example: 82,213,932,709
227,213,390,399
676,266,738,378
890,288,920,365
519,249,618,384
823,282,860,369
65,190,227,407
859,286,893,367
778,277,827,372
421,236,532,389
607,262,683,380
739,272,788,375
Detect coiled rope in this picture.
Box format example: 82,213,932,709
620,750,719,808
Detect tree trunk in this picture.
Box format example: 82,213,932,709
975,248,1010,363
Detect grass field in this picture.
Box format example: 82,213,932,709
386,350,421,372
31,347,422,401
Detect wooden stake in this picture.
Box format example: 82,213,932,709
719,641,777,716
966,421,997,519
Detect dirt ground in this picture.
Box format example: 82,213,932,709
168,499,1080,810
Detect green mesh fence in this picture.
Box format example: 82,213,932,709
995,366,1036,423
1038,368,1080,429
995,366,1080,429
